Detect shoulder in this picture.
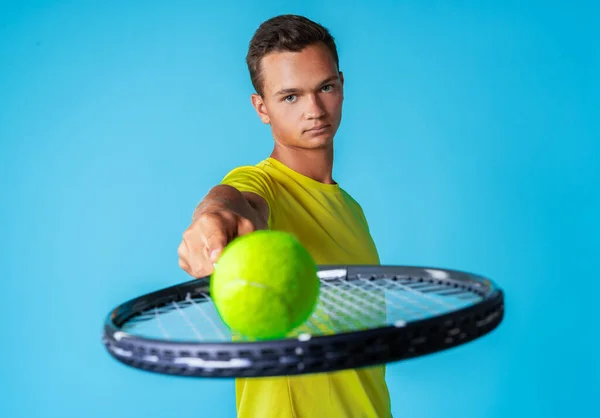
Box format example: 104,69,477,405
340,187,363,208
221,160,274,184
340,187,369,222
223,160,269,177
220,160,277,202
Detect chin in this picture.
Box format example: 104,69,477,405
275,129,335,150
304,135,334,149
302,129,336,147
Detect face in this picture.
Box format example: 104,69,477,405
251,43,344,150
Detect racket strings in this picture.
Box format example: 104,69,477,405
376,279,472,316
154,307,171,340
172,300,203,341
188,293,228,340
320,281,385,328
346,279,423,317
391,279,458,310
377,280,446,316
315,292,367,331
122,277,482,342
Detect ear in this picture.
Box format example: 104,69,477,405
339,71,344,87
251,93,270,124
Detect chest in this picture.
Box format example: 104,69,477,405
269,188,380,265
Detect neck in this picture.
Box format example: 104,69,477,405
270,144,335,184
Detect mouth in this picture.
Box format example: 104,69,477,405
305,124,331,133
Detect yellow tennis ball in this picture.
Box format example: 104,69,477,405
210,230,320,340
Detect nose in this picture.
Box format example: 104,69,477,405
305,94,326,120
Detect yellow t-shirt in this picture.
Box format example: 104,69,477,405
221,157,391,418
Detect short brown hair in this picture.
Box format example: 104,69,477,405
246,14,340,96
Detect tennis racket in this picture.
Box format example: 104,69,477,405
102,265,504,378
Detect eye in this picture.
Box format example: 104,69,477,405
284,95,297,103
321,84,333,92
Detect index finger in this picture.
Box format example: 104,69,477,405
200,216,230,263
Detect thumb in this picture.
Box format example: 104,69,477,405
209,247,223,264
202,225,229,264
237,216,258,236
206,235,227,263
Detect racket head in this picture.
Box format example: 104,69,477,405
103,265,504,377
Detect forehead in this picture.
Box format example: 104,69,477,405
260,43,338,95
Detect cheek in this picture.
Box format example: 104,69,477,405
273,106,301,129
326,95,343,116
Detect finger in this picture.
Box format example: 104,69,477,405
178,238,204,277
200,218,229,263
181,228,210,277
177,241,191,271
237,216,257,237
195,264,215,278
177,240,188,260
178,257,191,275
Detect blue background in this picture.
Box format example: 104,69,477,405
1,1,598,417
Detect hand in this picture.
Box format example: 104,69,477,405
177,208,262,278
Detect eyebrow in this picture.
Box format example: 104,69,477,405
273,75,339,97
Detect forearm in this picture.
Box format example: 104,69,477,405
192,185,254,222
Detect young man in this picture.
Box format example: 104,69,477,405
178,14,392,418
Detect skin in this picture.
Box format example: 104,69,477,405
178,42,344,278
252,42,344,185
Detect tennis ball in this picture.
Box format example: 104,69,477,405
210,230,319,340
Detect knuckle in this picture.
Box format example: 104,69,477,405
182,227,196,242
210,210,236,224
196,211,213,222
199,211,223,222
178,258,188,271
192,265,210,278
240,217,256,230
177,242,186,257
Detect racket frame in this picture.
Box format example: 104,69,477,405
102,265,504,378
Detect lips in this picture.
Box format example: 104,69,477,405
305,124,330,132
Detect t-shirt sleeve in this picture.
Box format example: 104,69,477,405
342,191,371,228
220,165,276,224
